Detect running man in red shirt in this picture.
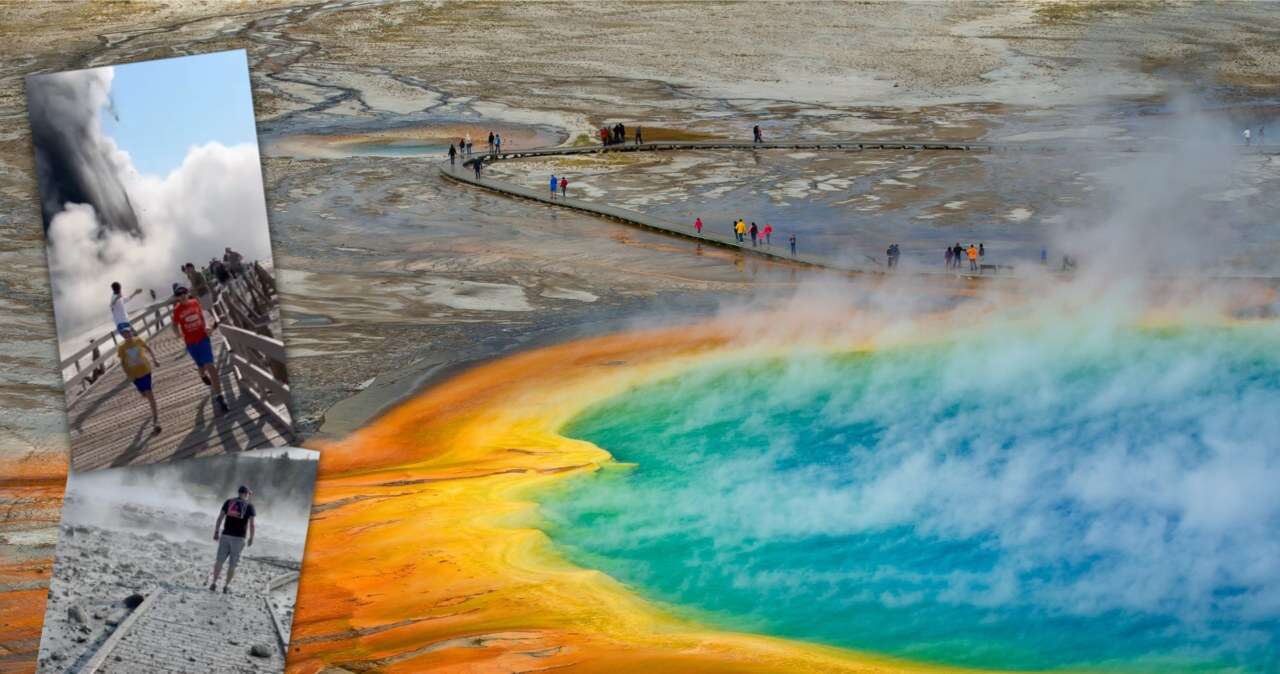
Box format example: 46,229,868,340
172,285,229,414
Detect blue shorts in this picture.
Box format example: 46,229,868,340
186,337,214,368
132,373,153,392
116,322,132,335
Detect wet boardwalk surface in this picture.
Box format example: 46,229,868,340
66,322,293,473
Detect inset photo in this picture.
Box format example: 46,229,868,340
35,446,318,674
26,49,295,472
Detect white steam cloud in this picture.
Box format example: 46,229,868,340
28,65,274,348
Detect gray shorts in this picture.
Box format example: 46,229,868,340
216,534,246,569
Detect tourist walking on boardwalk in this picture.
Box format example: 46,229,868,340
635,126,643,145
1243,128,1252,146
116,324,162,437
474,159,482,179
600,127,610,146
763,223,773,245
224,247,245,277
210,485,255,594
173,285,229,415
487,131,494,152
495,132,502,155
550,174,558,199
110,281,142,335
1041,247,1048,265
945,246,953,268
753,125,763,144
465,133,473,156
978,243,985,263
183,263,212,312
560,176,568,198
735,219,747,243
967,244,979,271
750,222,759,247
789,234,797,256
448,143,457,167
953,243,963,269
1260,125,1266,144
695,217,702,234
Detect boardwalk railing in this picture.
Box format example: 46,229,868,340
61,297,176,403
212,261,293,431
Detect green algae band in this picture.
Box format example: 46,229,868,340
541,325,1280,673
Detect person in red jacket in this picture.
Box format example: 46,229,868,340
694,217,703,234
172,285,229,414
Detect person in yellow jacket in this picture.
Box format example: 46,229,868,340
116,325,162,436
967,244,979,272
735,219,747,243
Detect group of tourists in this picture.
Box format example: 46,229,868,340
693,216,796,255
730,218,777,248
548,174,569,199
885,243,902,268
108,252,245,435
449,134,475,166
600,122,641,146
1243,125,1266,146
944,242,985,271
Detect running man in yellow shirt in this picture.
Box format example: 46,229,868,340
116,325,162,436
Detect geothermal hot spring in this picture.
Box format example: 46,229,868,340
538,323,1280,673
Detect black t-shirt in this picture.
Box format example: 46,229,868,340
220,498,256,538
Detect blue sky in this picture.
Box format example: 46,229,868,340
100,49,258,176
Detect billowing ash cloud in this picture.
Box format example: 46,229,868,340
26,67,141,237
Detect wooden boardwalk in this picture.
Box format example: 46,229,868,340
440,138,1280,279
79,557,292,674
62,265,295,472
66,320,291,472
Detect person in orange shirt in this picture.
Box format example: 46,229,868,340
967,244,979,272
172,285,229,414
116,325,162,436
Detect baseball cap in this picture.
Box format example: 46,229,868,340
238,485,252,495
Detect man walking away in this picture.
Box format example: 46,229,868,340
488,130,495,152
560,176,568,198
945,246,953,268
753,125,763,144
735,219,746,243
635,126,643,145
789,234,797,256
172,285,229,414
967,244,979,271
448,143,457,167
211,485,255,594
110,282,142,335
1244,128,1252,146
116,325,161,437
474,158,482,179
749,222,759,247
550,174,558,199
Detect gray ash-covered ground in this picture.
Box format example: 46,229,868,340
36,496,299,673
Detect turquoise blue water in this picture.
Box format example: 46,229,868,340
539,325,1280,673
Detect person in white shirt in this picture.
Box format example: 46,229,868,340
110,281,142,335
1243,128,1252,146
